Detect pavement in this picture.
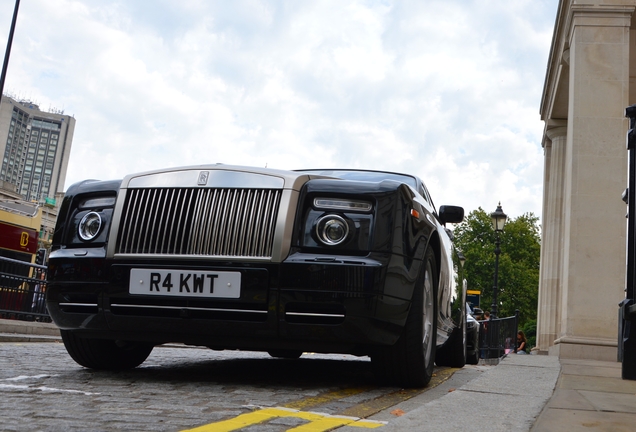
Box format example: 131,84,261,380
0,317,61,342
1,318,636,431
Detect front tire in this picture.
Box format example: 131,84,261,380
372,248,438,388
61,330,154,370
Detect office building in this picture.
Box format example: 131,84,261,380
0,94,74,204
0,94,75,247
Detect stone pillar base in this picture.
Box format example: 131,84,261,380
549,336,618,362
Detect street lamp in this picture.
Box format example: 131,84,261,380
457,250,466,269
490,202,507,318
0,0,21,103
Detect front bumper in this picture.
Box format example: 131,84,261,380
46,252,414,355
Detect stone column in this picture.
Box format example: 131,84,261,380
537,127,567,353
549,6,631,361
537,138,553,353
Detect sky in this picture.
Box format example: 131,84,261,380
0,0,558,221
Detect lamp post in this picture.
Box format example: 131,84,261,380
0,0,20,104
457,250,466,269
490,202,507,318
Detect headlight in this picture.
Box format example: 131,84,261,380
78,211,103,241
316,215,349,246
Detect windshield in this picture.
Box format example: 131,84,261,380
299,169,418,189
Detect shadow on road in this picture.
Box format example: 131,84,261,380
69,350,380,389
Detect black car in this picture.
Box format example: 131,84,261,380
466,304,480,364
46,165,465,387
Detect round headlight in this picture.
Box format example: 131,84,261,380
78,211,103,241
316,215,349,246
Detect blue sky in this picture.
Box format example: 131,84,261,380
0,0,558,220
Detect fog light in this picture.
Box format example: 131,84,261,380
78,212,103,241
316,215,349,246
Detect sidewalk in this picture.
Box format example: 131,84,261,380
361,354,561,432
531,357,636,431
0,317,61,342
369,354,636,432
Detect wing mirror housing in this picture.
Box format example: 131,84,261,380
438,205,464,225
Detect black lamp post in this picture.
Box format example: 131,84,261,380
0,0,20,103
490,202,507,318
457,250,466,269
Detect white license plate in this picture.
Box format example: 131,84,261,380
129,269,241,298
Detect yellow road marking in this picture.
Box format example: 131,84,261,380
181,407,385,432
182,367,460,432
284,386,373,410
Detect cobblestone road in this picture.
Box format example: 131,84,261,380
0,342,455,432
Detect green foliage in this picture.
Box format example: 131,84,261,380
453,208,540,329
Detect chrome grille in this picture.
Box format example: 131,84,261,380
116,188,281,258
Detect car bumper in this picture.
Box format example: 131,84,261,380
46,252,415,355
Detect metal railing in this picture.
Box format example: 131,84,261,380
0,256,50,322
478,311,520,361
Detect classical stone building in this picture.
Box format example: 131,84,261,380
538,0,636,360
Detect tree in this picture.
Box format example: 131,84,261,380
453,208,540,328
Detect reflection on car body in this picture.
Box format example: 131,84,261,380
47,165,465,387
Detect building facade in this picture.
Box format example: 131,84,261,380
539,0,636,361
0,95,75,204
0,95,75,248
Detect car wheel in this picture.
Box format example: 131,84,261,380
372,248,438,388
267,350,303,359
61,330,154,370
435,312,466,368
467,350,479,365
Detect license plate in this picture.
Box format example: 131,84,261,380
129,269,241,298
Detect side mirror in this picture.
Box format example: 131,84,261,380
439,205,464,224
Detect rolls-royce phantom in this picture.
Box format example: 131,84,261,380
47,165,465,387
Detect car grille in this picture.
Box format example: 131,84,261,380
116,187,282,258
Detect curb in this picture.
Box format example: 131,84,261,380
0,318,61,342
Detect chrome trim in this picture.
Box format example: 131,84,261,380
110,304,267,314
127,169,285,189
113,254,272,262
285,312,346,318
119,164,325,190
58,303,98,307
313,198,372,212
271,189,297,261
78,212,102,241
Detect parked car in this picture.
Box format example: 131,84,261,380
466,304,480,364
46,165,465,387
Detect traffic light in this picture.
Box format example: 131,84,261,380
35,248,46,265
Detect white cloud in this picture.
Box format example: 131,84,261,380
0,0,558,220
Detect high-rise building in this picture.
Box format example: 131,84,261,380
0,94,75,205
0,94,76,249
